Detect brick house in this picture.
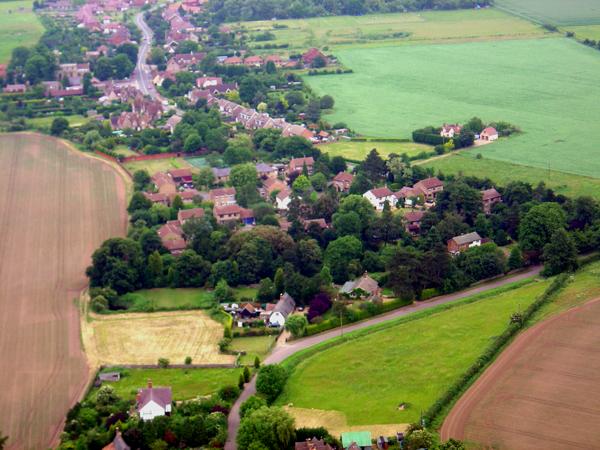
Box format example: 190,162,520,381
288,157,314,175
332,172,354,192
447,232,482,255
413,177,444,204
209,187,236,207
481,188,502,214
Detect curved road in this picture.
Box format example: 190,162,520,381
224,266,541,449
134,12,155,97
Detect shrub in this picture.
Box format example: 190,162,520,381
218,384,240,402
90,295,109,313
256,364,288,403
243,366,251,382
239,395,267,420
158,357,170,368
254,356,260,368
184,356,192,365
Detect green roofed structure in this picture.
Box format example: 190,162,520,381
341,431,372,449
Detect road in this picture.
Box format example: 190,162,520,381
134,12,159,99
224,266,541,449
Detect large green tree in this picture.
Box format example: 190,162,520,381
324,235,363,283
256,365,288,404
542,229,578,276
519,202,566,253
237,406,295,450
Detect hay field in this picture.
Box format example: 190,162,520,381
306,38,600,178
495,0,600,26
0,133,127,449
83,310,235,365
0,1,44,63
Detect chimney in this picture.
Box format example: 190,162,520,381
147,378,152,389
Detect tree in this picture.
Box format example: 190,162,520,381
240,396,267,420
128,191,153,213
96,385,119,405
508,246,524,271
239,76,262,103
332,211,362,237
257,278,275,301
214,278,235,303
387,246,423,300
148,47,166,65
184,133,202,153
285,315,308,338
254,356,261,368
256,364,288,404
324,236,363,283
50,117,69,136
0,430,7,450
171,195,184,211
438,438,467,450
297,239,323,276
133,169,151,191
86,238,145,294
542,229,578,276
273,267,284,296
94,56,114,80
205,128,227,152
111,53,134,79
230,163,258,188
292,175,311,193
83,130,102,150
90,295,108,312
519,203,566,253
338,195,376,230
463,116,485,134
116,43,139,65
224,141,254,165
456,243,507,282
306,99,321,122
320,95,334,109
195,167,215,189
158,357,170,368
170,250,211,287
243,366,251,382
177,40,199,53
237,406,295,450
405,429,436,450
360,149,386,182
307,293,332,321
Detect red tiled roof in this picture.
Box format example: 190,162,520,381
214,204,242,215
369,187,394,198
178,208,205,221
210,187,236,197
415,177,443,190
333,172,353,183
481,127,498,136
404,210,425,223
481,187,501,201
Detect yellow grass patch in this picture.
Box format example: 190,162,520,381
283,406,407,438
82,310,235,366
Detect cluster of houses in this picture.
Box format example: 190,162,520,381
107,86,165,130
162,1,204,51
225,292,296,328
76,0,143,44
441,123,499,142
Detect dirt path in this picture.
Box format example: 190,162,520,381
224,266,541,449
441,297,600,449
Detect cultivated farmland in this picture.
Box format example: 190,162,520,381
276,278,550,428
306,38,600,178
495,0,600,26
0,133,127,449
0,0,44,63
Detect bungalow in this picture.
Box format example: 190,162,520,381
341,431,372,450
480,126,498,141
268,292,296,327
136,380,172,421
177,207,204,224
340,273,381,301
447,231,482,255
152,172,177,195
209,187,236,207
288,156,314,175
404,210,425,235
102,430,130,450
295,438,334,450
332,171,353,192
144,192,170,206
212,167,231,184
440,123,462,138
481,187,502,214
413,177,444,204
363,187,396,211
168,168,193,186
276,188,292,210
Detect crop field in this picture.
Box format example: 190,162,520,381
276,278,550,427
0,133,127,449
422,153,600,199
90,368,243,401
319,140,432,161
236,9,545,51
495,0,600,26
123,157,196,175
0,1,44,63
306,38,600,178
82,310,235,366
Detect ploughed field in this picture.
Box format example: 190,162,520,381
0,133,127,449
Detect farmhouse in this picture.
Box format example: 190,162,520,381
440,123,462,138
144,192,170,206
288,157,314,175
363,187,396,211
295,438,334,450
332,171,354,192
136,380,172,421
269,293,296,327
209,187,236,206
447,231,482,255
102,430,130,450
394,186,419,207
340,273,381,301
302,48,328,66
413,177,444,204
480,127,498,141
481,187,502,214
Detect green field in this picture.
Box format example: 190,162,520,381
495,0,600,26
306,38,600,179
320,140,432,161
0,1,44,64
566,24,600,40
422,153,600,199
113,145,139,157
230,335,276,365
92,368,242,401
123,157,196,175
235,9,545,51
276,278,550,425
27,114,89,128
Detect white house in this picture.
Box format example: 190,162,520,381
363,187,396,211
440,123,462,138
136,380,172,421
276,188,292,210
480,127,498,141
269,293,296,327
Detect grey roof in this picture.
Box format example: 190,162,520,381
255,162,275,173
98,372,120,382
212,167,231,177
340,274,379,296
451,231,482,246
340,281,355,294
111,431,131,450
273,292,295,317
137,386,172,410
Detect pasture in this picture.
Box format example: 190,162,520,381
276,278,550,427
421,153,600,199
0,1,44,63
123,157,196,175
91,368,243,401
319,140,432,161
83,310,235,366
236,9,545,51
566,24,600,40
495,0,600,26
306,38,600,178
0,133,127,449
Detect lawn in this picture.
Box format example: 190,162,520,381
113,145,140,157
91,368,243,401
320,140,432,162
123,157,196,175
235,9,545,51
422,153,600,199
276,278,551,426
0,1,44,64
230,335,276,365
495,0,600,26
306,38,600,179
27,114,89,128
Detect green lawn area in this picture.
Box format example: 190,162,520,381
235,9,545,51
306,38,600,179
230,335,276,365
123,157,196,175
495,0,600,26
422,152,600,199
27,114,89,128
276,278,551,426
91,368,243,401
0,1,44,64
320,140,432,162
113,145,140,157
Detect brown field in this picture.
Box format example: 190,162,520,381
0,133,127,449
82,310,235,366
441,298,600,450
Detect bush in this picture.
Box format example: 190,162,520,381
243,366,251,382
185,356,192,365
218,384,240,402
256,364,288,403
90,295,108,313
254,356,260,368
239,395,267,420
158,357,170,368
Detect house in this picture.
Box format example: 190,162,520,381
196,76,222,88
447,231,482,255
413,177,444,204
223,56,243,66
332,172,354,192
363,187,396,211
213,204,252,224
269,293,296,327
102,430,130,450
263,178,288,198
404,210,425,235
209,187,236,206
0,64,7,79
341,431,372,450
288,157,314,175
238,303,259,319
157,220,186,255
176,189,203,204
481,187,502,214
276,188,292,210
256,162,277,179
480,126,498,141
302,48,328,66
340,273,381,301
144,192,170,206
3,84,26,94
244,55,263,67
212,167,231,184
152,172,177,195
168,168,193,186
240,207,256,226
136,380,172,421
394,186,419,207
295,438,334,450
440,123,462,138
177,207,204,224
164,114,182,133
264,54,283,66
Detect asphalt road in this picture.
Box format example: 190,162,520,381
224,266,541,449
134,12,158,99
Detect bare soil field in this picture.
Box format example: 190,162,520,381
441,297,600,450
82,310,235,366
0,133,127,449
